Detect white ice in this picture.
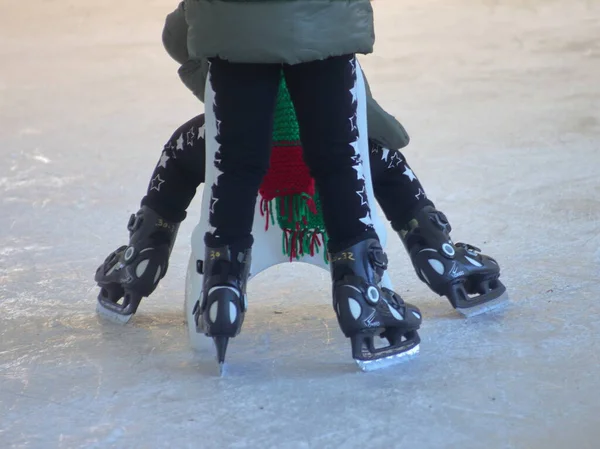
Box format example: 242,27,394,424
1,0,600,448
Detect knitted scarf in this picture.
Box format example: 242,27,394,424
258,75,329,262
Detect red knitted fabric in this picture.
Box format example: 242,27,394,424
259,145,315,201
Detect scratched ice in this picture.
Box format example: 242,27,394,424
1,1,600,448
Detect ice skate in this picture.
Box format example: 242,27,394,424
399,205,508,317
330,239,422,372
193,241,251,375
95,206,179,323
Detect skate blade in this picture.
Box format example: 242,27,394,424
457,291,509,318
355,344,420,372
95,302,133,324
213,336,230,377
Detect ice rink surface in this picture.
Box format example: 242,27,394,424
1,0,599,448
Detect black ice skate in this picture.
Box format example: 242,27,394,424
95,206,179,323
399,205,508,317
330,239,422,372
193,241,251,375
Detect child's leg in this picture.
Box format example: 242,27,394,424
95,114,207,322
369,143,507,316
203,60,281,248
194,59,281,365
283,56,378,251
283,56,422,370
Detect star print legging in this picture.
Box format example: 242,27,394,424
141,115,432,241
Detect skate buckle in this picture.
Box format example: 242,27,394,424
369,247,388,271
440,242,456,258
430,210,452,233
127,213,142,233
455,242,481,254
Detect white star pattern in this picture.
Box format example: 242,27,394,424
186,128,195,145
164,141,176,152
349,142,366,180
349,85,358,105
157,152,170,169
357,185,368,206
387,152,403,169
206,77,223,238
209,196,219,214
403,166,417,182
150,174,165,192
415,188,426,200
349,114,358,133
176,135,184,151
359,213,373,227
349,57,357,76
351,159,366,180
352,166,365,182
381,148,390,161
213,148,223,170
350,139,361,157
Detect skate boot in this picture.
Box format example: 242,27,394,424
398,205,508,317
330,238,422,372
193,241,251,375
95,206,179,323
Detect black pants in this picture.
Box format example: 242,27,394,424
141,115,433,236
141,115,206,222
204,55,383,253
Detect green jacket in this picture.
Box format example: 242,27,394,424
162,3,409,150
184,0,374,65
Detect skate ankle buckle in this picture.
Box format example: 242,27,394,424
429,211,452,233
455,242,481,255
235,249,252,268
369,247,388,273
127,213,142,233
381,287,403,310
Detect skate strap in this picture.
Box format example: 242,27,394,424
369,246,388,279
455,242,481,253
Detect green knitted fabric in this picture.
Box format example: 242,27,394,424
271,77,301,144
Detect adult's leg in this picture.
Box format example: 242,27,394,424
95,114,207,321
141,114,207,222
368,141,433,230
369,142,506,315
